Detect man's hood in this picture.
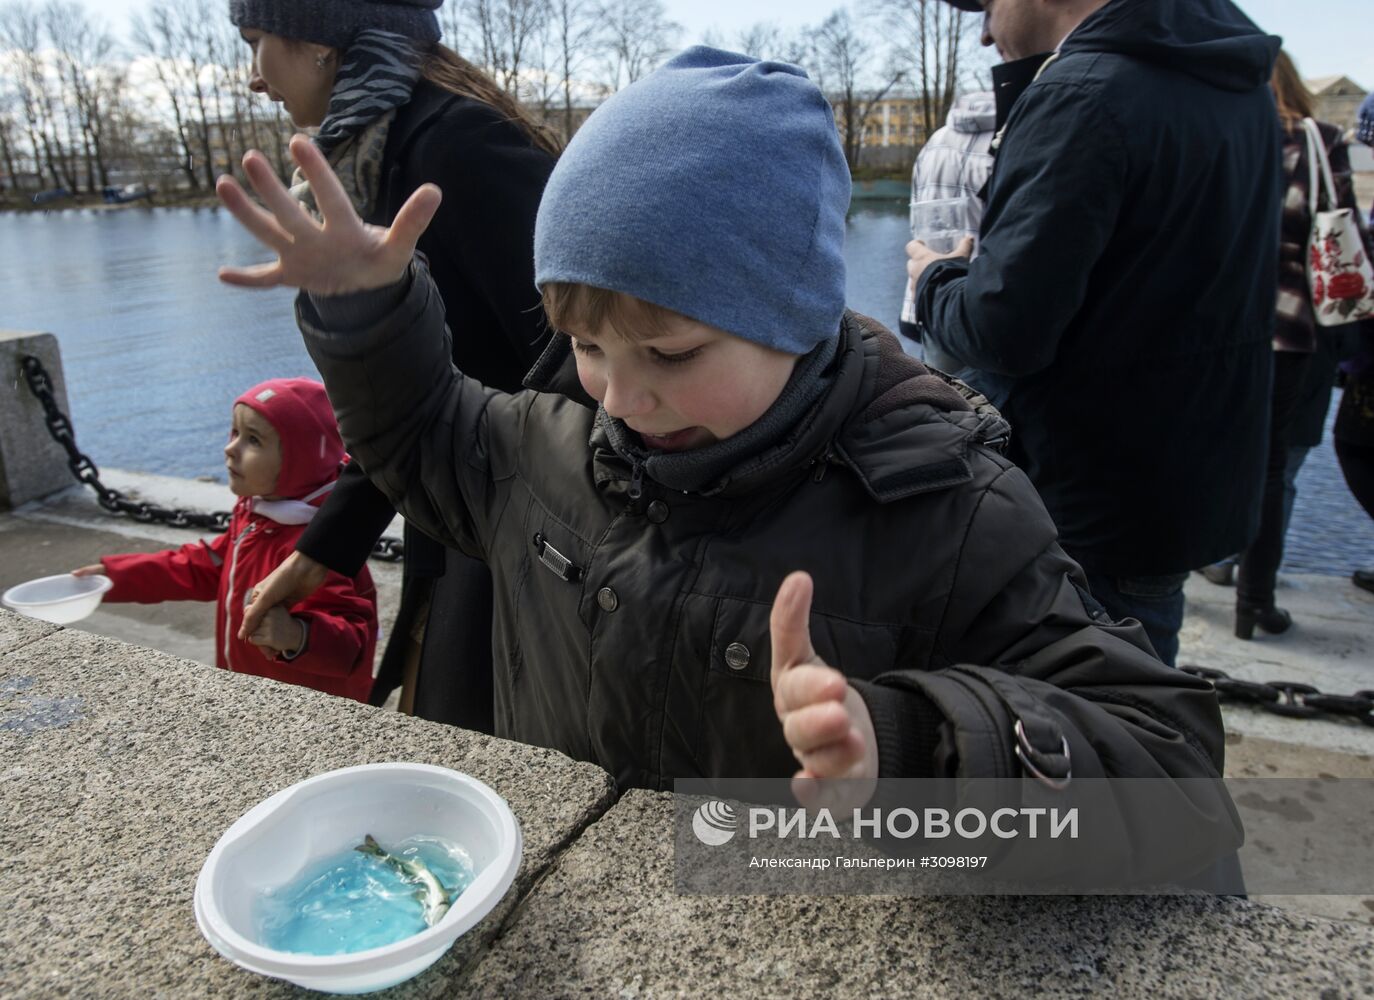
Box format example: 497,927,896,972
947,91,996,134
1063,0,1279,92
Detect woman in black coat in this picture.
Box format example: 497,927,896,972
229,0,557,726
1232,52,1369,639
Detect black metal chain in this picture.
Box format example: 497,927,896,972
1180,665,1374,727
18,354,403,562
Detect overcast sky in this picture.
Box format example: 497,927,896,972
73,0,1374,91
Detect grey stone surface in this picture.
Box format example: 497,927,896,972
467,790,1374,999
0,614,615,998
1,331,75,509
0,604,59,657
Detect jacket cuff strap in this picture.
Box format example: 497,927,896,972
850,678,945,779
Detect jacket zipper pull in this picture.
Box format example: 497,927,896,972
813,448,834,483
628,459,645,501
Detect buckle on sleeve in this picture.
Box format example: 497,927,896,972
1013,718,1072,790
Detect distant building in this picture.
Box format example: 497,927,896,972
1306,75,1367,133
830,90,935,151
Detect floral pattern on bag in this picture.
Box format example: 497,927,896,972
1304,118,1374,326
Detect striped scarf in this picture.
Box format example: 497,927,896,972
291,29,425,221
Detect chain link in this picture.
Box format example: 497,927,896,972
1180,665,1374,727
18,354,403,562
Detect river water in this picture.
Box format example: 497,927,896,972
3,202,1371,574
0,202,912,479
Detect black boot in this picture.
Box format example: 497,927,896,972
1353,570,1374,595
1234,601,1293,640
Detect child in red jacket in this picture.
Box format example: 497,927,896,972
73,378,378,702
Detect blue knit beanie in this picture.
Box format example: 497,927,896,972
534,46,851,355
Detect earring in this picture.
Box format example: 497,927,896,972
316,51,329,70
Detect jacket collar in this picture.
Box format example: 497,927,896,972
523,328,597,408
523,312,1010,503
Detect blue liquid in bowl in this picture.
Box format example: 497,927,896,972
255,836,474,955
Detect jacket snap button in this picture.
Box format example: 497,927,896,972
597,587,619,612
646,500,669,523
724,642,751,670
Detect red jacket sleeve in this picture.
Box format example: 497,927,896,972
282,569,378,678
100,535,227,604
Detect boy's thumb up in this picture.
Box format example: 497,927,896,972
770,571,824,712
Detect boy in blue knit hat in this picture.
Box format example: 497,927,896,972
217,47,1234,874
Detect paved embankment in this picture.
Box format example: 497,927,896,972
4,610,1374,997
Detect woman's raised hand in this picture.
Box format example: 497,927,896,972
216,134,442,296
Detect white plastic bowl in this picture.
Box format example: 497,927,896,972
194,763,522,994
2,573,112,624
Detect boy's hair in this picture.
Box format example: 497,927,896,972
541,282,684,342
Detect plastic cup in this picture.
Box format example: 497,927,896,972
910,196,979,254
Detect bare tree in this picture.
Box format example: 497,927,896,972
875,0,983,140
734,22,783,60
44,1,117,191
809,8,904,170
547,0,597,140
594,0,678,92
133,0,218,191
177,0,219,189
0,92,22,197
1,2,72,189
736,22,813,66
133,2,198,189
461,0,551,96
209,22,242,178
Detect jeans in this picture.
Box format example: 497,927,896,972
1081,569,1190,667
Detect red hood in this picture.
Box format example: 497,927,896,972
234,377,346,500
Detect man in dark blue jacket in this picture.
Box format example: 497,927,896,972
909,0,1282,665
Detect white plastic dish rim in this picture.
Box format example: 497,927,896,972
193,762,522,980
2,573,112,610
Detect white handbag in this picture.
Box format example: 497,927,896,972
1302,117,1374,326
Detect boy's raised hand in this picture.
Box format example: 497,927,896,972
215,134,442,296
769,571,878,811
